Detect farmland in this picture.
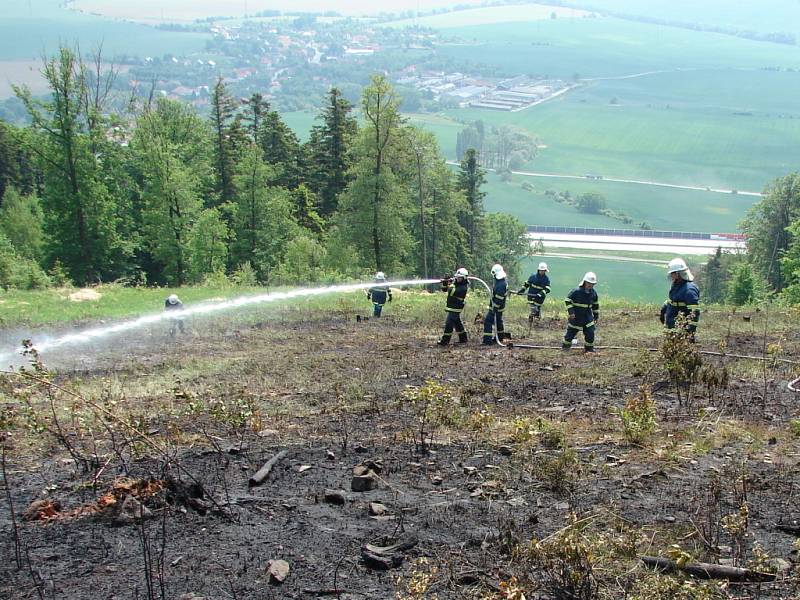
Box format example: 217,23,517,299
483,173,753,232
0,0,209,62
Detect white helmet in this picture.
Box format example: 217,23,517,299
375,271,386,281
667,258,688,274
454,267,468,279
538,262,549,272
167,294,180,305
581,272,597,285
494,267,507,280
490,263,503,276
667,257,694,281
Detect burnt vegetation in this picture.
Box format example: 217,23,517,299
1,300,800,599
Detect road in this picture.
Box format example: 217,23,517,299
527,232,745,255
446,161,761,196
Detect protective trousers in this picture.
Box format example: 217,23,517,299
563,322,595,351
440,311,467,344
482,308,504,343
372,302,384,317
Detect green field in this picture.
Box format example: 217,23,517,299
445,70,800,192
0,0,209,61
482,172,752,232
518,254,667,304
559,0,800,37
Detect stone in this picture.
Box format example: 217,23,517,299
431,475,443,486
351,472,377,492
323,489,347,505
352,465,370,476
267,559,290,584
555,501,570,511
369,502,387,516
463,466,477,475
326,450,336,461
498,445,513,456
354,443,368,453
114,496,153,525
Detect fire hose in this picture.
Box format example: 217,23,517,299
469,276,800,390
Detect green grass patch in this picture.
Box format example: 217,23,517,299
0,0,209,62
0,284,261,328
482,172,751,232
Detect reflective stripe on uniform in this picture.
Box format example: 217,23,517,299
567,323,582,330
445,307,463,313
570,302,590,308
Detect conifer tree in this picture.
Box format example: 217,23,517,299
456,147,486,262
209,77,241,205
306,87,357,217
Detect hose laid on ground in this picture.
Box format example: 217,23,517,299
468,276,800,391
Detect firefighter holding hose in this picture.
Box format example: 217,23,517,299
366,271,392,318
437,268,469,345
518,261,551,322
562,272,599,352
165,294,186,336
482,263,508,345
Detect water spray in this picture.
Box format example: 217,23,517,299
0,279,442,365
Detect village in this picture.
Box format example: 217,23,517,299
119,17,572,112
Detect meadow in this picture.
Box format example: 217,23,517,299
483,172,753,232
518,253,669,305
0,0,209,63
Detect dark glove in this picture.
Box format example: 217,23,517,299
388,292,393,303
594,313,600,324
659,304,666,324
517,288,527,296
568,312,575,322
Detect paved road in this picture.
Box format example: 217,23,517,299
446,161,761,197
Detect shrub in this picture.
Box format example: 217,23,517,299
617,385,657,445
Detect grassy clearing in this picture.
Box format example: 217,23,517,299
0,284,264,327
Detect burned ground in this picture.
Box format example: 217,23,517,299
1,299,799,599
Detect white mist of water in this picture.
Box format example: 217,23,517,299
0,279,442,365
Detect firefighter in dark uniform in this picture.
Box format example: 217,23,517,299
660,257,700,341
562,272,599,352
437,268,469,345
483,263,508,345
518,261,551,322
165,294,186,336
366,271,392,317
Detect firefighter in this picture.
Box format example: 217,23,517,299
437,268,469,345
518,261,551,322
366,271,392,317
660,257,700,340
482,263,508,345
562,272,599,352
164,294,186,336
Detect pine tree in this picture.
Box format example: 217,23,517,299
242,93,270,146
259,110,302,189
457,148,486,262
306,88,357,217
209,77,240,205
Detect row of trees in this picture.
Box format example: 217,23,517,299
0,46,527,289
